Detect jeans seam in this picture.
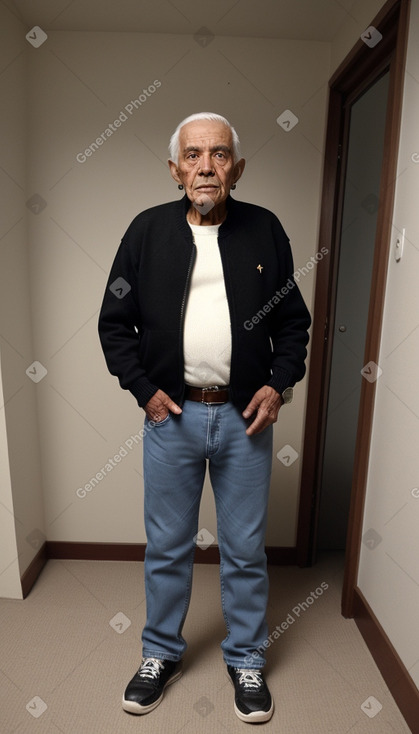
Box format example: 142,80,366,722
217,525,231,646
205,405,210,457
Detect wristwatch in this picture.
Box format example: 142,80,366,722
281,387,294,405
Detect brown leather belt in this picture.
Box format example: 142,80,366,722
185,384,230,405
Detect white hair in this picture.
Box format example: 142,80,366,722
169,112,241,164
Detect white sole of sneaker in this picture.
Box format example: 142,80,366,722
122,668,183,715
233,699,274,723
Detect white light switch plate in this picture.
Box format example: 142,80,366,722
395,228,405,262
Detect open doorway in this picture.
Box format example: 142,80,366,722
317,69,390,551
296,0,410,615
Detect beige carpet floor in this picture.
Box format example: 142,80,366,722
0,552,411,733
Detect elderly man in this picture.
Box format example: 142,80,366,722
98,112,311,724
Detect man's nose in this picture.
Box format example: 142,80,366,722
199,153,215,175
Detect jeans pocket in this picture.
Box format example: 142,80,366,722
151,413,172,427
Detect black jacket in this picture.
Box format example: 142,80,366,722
98,195,311,411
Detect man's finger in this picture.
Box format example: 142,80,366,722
242,399,258,419
145,390,182,422
156,389,182,415
165,399,182,415
246,413,267,436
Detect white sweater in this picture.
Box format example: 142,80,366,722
183,223,231,387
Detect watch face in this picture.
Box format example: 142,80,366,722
282,387,293,404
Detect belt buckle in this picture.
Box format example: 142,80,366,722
201,385,223,405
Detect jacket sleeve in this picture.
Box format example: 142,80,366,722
267,222,312,395
98,231,159,408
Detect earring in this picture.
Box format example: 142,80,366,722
231,183,236,190
178,184,184,190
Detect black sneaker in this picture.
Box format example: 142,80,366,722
227,665,274,723
122,657,182,714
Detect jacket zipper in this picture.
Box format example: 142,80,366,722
178,244,196,403
218,238,235,404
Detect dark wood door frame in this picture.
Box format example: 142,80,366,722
296,0,411,618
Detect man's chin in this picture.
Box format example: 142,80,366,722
191,192,217,215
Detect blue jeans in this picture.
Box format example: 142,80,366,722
141,399,273,668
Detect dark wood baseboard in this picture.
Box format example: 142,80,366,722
47,540,149,562
353,587,419,733
46,541,297,566
21,541,48,599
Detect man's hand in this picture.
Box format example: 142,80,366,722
145,389,182,422
242,385,283,436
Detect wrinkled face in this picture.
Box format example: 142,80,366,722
169,119,244,211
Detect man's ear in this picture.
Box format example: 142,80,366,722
233,158,246,184
168,159,182,185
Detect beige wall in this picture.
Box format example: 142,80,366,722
23,30,330,549
0,4,45,598
0,367,21,599
331,0,419,692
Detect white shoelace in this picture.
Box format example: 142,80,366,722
236,669,264,690
138,658,165,681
